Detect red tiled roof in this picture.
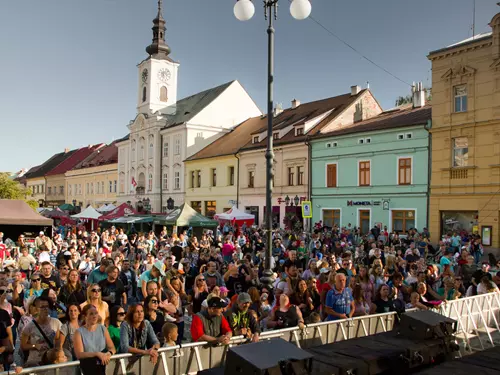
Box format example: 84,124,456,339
72,142,119,170
45,145,104,176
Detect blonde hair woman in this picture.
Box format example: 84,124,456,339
80,283,109,324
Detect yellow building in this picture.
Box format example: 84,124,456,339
65,143,119,208
428,12,500,246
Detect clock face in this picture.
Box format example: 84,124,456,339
142,69,148,83
158,68,171,83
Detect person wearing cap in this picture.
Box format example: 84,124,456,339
140,260,165,299
191,296,232,344
87,259,111,285
99,266,127,308
226,292,260,342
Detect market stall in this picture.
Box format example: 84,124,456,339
71,205,102,230
156,203,218,237
99,203,138,221
214,205,255,227
0,199,53,241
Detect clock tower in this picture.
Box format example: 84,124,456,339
137,0,179,115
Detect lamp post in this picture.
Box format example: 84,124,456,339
234,0,311,289
284,195,290,207
294,195,300,207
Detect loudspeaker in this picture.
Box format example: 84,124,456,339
225,338,313,375
398,310,456,340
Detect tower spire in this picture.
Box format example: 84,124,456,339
146,0,171,59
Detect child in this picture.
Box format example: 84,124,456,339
43,348,68,365
162,323,179,347
406,292,428,310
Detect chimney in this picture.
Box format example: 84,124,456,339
273,103,284,117
64,148,70,153
412,82,426,108
291,99,301,109
351,85,361,96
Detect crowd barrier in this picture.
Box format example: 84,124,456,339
6,292,500,375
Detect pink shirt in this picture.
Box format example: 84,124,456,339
222,243,235,257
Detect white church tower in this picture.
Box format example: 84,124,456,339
137,0,179,115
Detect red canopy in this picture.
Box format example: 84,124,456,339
99,203,138,221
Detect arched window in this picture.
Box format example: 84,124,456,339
140,137,145,160
149,135,154,156
131,139,136,161
160,86,168,102
142,87,147,102
148,173,153,191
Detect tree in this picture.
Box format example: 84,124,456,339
0,173,38,210
395,95,412,106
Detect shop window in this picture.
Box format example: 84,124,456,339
205,201,216,218
441,211,478,236
191,201,202,214
359,210,370,235
245,206,259,225
326,164,337,187
323,209,340,228
392,210,415,233
398,158,412,185
358,161,370,186
452,137,468,167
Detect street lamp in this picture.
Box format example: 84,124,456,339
234,0,311,289
294,195,300,207
284,195,290,206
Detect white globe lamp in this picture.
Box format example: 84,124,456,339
290,0,312,20
234,0,255,21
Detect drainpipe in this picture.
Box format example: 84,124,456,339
305,136,312,231
235,152,240,209
425,120,432,230
160,134,163,213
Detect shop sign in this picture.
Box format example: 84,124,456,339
347,200,382,206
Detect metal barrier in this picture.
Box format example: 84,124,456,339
7,292,500,375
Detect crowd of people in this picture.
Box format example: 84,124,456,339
0,222,498,373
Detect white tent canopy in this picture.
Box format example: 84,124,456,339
71,206,102,220
98,204,116,212
214,205,255,222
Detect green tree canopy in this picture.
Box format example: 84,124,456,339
395,95,412,106
0,173,38,210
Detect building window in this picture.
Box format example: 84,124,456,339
131,140,136,162
228,166,235,186
392,210,415,233
68,185,71,195
160,86,168,102
109,181,113,193
196,170,201,188
359,161,370,186
398,158,412,185
295,127,304,136
142,86,147,102
405,133,412,139
205,201,217,218
248,170,255,188
297,166,304,185
453,137,468,167
323,209,340,228
140,138,145,160
190,171,195,188
174,171,180,190
359,210,370,234
174,137,181,155
326,164,337,188
75,184,78,195
365,138,371,144
59,186,64,195
148,174,153,191
288,167,295,186
119,174,125,193
163,142,169,157
114,180,117,193
163,173,168,190
48,187,52,195
211,168,217,187
454,84,467,113
191,201,202,214
253,136,259,144
358,139,364,144
273,132,279,140
149,135,154,155
99,182,103,195
397,134,404,140
86,183,89,194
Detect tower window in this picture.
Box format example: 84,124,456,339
142,87,147,102
160,86,168,102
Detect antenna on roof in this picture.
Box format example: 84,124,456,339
472,0,476,39
366,81,370,89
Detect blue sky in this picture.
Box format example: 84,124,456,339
1,0,498,171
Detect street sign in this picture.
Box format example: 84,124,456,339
301,201,312,218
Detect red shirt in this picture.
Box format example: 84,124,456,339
191,314,231,342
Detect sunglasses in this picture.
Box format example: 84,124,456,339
0,289,11,294
32,278,41,282
198,279,205,282
61,267,69,271
91,289,101,293
150,300,159,304
117,312,126,316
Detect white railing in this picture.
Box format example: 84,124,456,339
6,292,500,375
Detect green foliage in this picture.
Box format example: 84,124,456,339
395,95,412,106
0,173,38,210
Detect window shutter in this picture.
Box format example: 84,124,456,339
327,164,337,187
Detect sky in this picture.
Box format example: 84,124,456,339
0,0,499,172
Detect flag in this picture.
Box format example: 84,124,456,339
131,177,137,192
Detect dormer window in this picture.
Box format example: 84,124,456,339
253,136,259,144
295,127,304,136
365,138,371,144
273,132,279,140
397,134,404,140
358,139,364,144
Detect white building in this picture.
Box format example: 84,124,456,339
116,2,261,212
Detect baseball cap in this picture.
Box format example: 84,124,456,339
207,296,227,309
219,286,229,293
153,260,166,276
39,231,44,236
320,267,331,274
237,292,252,304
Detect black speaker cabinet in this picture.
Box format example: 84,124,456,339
225,338,313,375
398,310,456,340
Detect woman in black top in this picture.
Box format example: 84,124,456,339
374,284,395,313
267,294,304,330
144,295,165,344
188,275,209,315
